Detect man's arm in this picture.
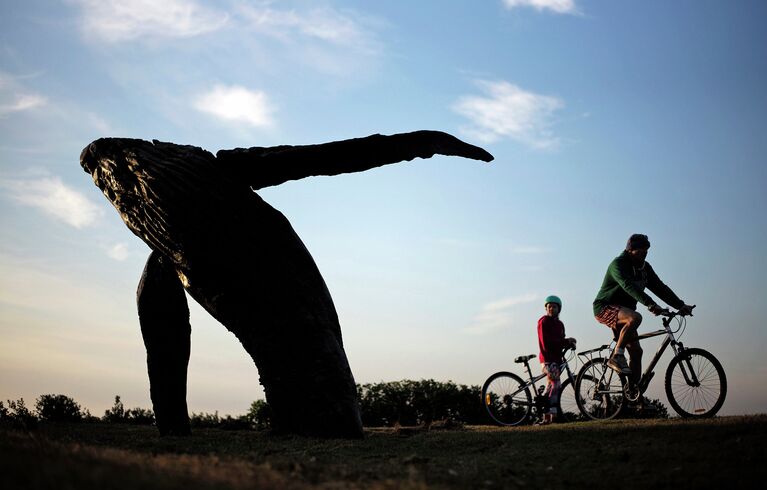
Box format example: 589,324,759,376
645,264,686,310
215,130,494,190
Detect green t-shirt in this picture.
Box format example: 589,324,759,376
593,251,684,316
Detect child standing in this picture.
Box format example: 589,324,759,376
537,295,576,425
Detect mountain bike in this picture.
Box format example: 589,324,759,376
575,307,727,420
481,345,584,426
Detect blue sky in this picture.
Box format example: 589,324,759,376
1,0,765,417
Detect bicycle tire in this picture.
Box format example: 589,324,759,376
557,378,581,422
575,358,626,420
481,371,532,426
665,347,727,418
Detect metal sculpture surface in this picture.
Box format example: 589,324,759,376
80,131,493,437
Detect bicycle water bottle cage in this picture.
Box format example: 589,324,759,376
514,354,536,363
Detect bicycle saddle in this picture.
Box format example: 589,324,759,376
514,354,536,363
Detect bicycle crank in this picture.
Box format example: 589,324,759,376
624,383,641,403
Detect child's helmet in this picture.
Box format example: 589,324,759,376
544,295,562,310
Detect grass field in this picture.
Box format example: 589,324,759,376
2,415,766,489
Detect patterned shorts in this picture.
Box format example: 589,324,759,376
541,362,561,414
541,362,561,382
595,305,621,329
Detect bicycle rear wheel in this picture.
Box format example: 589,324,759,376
575,358,626,420
481,372,532,426
557,378,581,422
665,347,727,418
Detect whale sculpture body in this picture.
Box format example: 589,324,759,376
80,131,493,437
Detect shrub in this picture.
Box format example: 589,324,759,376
125,407,155,425
103,395,126,422
103,396,155,425
218,415,251,430
35,394,84,422
357,379,486,427
2,398,38,428
189,411,250,430
190,411,221,428
245,400,272,430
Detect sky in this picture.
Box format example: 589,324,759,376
1,0,766,418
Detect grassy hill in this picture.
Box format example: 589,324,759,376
2,415,766,489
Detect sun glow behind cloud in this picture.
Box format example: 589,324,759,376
194,85,275,127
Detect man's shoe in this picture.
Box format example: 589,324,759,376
607,354,632,375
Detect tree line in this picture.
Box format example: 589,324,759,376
1,379,668,430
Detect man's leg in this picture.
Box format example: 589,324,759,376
607,307,642,374
614,307,641,349
624,339,643,385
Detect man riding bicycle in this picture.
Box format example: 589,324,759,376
593,234,694,387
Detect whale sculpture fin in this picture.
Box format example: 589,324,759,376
215,130,493,190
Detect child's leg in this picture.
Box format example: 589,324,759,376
543,362,562,417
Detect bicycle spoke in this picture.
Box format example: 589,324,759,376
575,358,624,420
482,372,532,426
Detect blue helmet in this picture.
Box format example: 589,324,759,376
544,295,562,310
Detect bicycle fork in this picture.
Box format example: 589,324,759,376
671,342,702,387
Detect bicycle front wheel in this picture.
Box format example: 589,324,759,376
665,347,727,418
575,358,626,420
482,372,532,426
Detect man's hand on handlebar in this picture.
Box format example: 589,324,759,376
679,304,696,316
648,304,664,316
654,304,696,317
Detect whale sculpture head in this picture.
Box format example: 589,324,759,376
80,138,239,266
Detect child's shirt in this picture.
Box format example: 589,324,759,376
538,315,566,363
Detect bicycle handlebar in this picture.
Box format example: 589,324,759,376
660,305,696,318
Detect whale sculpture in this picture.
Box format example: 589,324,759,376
80,130,493,437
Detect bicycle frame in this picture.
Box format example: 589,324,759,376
522,358,577,396
588,312,698,397
514,348,577,406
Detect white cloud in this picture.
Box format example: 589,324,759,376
107,243,130,261
68,0,228,42
194,85,274,127
452,80,564,149
0,94,47,116
0,72,47,117
502,0,579,14
2,176,103,228
237,4,376,49
465,293,538,335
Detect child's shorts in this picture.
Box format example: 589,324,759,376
541,362,561,381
